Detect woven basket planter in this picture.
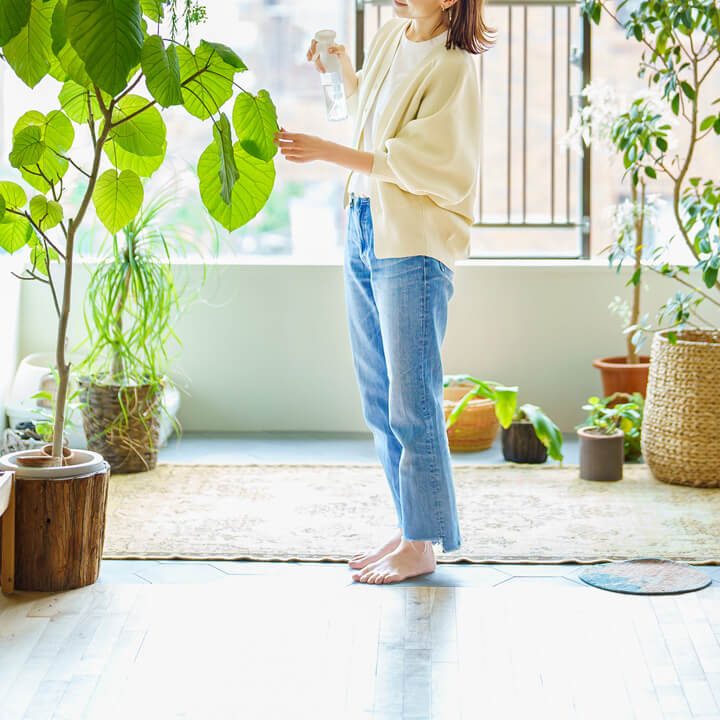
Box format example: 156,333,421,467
641,328,720,488
443,381,500,452
79,377,162,474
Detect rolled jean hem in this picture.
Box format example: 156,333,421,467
403,534,462,553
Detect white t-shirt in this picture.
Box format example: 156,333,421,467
348,27,447,198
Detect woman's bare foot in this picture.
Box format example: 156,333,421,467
348,528,403,570
352,538,436,584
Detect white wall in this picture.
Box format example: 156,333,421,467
0,254,23,433
15,259,720,434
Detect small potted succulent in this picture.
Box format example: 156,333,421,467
575,393,642,481
444,375,564,463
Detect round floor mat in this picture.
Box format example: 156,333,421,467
578,558,713,595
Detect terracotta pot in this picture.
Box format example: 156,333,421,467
577,425,624,482
16,443,79,467
502,421,548,463
592,355,651,400
443,381,499,452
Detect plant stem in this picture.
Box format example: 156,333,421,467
50,100,113,463
627,180,645,364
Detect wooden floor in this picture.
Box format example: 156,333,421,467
1,561,720,719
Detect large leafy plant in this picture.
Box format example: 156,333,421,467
562,80,671,362
581,0,720,345
0,0,279,464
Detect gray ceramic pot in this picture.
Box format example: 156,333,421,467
577,426,624,482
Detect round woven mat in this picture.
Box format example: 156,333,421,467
578,558,713,595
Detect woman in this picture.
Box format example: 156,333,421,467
273,0,494,584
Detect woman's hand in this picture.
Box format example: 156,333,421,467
306,38,353,74
273,126,331,164
306,37,358,97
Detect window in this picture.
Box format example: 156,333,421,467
0,1,357,262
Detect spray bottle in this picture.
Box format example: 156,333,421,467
312,29,349,122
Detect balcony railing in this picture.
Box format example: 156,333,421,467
355,0,592,259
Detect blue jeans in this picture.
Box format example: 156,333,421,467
343,194,462,553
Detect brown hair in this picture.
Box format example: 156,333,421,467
443,0,496,54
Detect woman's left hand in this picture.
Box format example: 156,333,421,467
273,127,331,163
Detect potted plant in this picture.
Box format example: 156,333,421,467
579,392,644,462
561,80,676,398
444,375,564,463
575,393,642,481
72,191,203,473
0,0,279,591
582,0,720,487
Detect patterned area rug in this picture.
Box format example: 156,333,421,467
102,462,720,564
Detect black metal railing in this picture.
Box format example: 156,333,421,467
355,0,592,259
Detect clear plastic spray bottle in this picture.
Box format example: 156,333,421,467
313,29,348,122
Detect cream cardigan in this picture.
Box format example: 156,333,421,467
343,18,481,272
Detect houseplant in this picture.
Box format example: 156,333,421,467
561,80,675,397
0,0,279,591
582,0,720,487
578,391,644,462
444,375,564,463
72,191,200,473
575,392,641,481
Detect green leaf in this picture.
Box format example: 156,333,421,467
671,94,680,115
680,81,696,102
644,166,657,179
0,181,28,209
232,89,279,162
2,0,54,88
139,0,162,22
656,136,668,152
199,40,246,71
197,139,275,232
0,213,33,253
714,117,720,135
10,126,45,168
92,168,143,233
0,0,31,46
58,79,102,123
43,110,74,151
176,42,234,120
29,242,60,276
213,113,239,205
108,94,166,156
700,115,716,132
53,0,92,87
11,110,74,189
50,0,66,54
66,0,143,96
47,51,69,82
29,195,63,230
141,35,183,107
103,136,165,178
703,264,718,288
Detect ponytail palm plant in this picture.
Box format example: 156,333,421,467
0,0,279,465
72,191,201,457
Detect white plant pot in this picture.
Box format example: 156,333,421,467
0,448,107,479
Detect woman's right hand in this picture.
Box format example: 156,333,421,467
307,38,355,75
